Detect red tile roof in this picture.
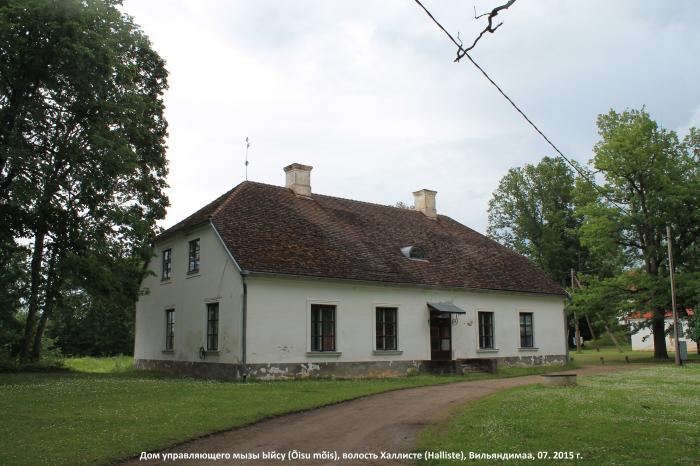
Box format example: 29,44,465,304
157,181,565,296
626,309,695,320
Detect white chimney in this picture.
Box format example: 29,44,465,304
284,163,313,197
413,189,437,219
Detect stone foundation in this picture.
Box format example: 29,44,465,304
134,354,567,380
135,358,425,380
134,359,246,379
497,354,568,366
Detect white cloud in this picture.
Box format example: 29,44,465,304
123,0,700,233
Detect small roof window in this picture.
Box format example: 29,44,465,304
401,245,426,260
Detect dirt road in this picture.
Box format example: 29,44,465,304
124,365,634,465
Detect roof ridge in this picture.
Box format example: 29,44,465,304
243,180,436,216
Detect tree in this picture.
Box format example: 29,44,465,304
580,108,700,359
685,311,700,355
0,236,26,356
487,156,584,285
0,0,168,360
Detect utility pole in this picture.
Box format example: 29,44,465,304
571,268,581,353
666,226,682,366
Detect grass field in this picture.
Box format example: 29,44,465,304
417,365,700,465
568,345,700,365
63,355,135,373
1,358,576,466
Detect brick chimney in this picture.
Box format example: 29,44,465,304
413,189,437,219
284,163,313,197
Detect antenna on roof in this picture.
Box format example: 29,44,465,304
245,137,251,181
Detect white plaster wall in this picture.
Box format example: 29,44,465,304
245,275,567,364
134,224,244,364
630,319,697,352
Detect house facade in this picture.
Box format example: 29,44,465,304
135,164,568,379
626,310,697,353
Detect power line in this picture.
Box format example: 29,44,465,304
413,0,627,214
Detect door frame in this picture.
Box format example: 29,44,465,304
430,310,452,361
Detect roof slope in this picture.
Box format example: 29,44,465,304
157,181,565,296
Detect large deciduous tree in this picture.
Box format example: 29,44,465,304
579,109,700,359
0,0,169,360
487,156,584,286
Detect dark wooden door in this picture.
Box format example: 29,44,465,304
430,311,452,361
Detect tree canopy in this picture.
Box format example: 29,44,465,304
488,156,591,286
0,0,168,361
488,108,700,359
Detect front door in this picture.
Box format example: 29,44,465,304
430,310,452,360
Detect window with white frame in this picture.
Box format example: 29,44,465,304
206,303,219,351
376,307,398,351
310,304,336,352
165,309,175,351
161,248,172,280
519,312,534,348
478,311,494,349
188,239,200,273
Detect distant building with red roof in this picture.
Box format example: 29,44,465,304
625,309,696,352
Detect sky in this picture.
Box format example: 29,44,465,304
121,0,700,233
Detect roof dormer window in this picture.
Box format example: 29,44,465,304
401,245,426,260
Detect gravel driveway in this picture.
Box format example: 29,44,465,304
124,365,635,465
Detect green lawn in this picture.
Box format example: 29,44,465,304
1,359,576,466
568,344,700,365
63,355,135,373
417,365,700,465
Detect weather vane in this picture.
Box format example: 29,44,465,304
245,137,250,181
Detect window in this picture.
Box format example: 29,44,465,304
188,239,200,273
165,309,175,351
376,307,398,351
401,245,426,260
520,312,534,348
161,249,172,280
409,246,425,260
311,304,336,352
207,303,219,351
478,311,494,349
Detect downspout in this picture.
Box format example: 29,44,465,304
241,269,249,378
208,218,249,378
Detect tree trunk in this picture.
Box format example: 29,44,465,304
584,314,599,352
574,312,582,353
652,308,669,359
19,229,46,361
31,309,50,360
604,323,625,353
31,246,60,360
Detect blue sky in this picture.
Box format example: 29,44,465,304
122,0,700,233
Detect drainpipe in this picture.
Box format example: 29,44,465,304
241,269,249,378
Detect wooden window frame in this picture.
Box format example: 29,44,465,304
165,309,175,351
206,302,219,351
519,312,534,348
187,239,200,274
478,311,495,349
375,307,398,351
161,248,172,280
310,304,336,352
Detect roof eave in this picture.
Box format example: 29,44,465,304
244,270,566,298
153,218,212,244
